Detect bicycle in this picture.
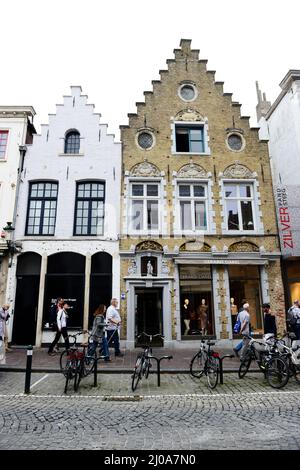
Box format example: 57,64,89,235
268,334,300,386
60,330,100,393
238,334,289,389
131,332,163,392
190,339,220,389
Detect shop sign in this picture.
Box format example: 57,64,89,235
275,185,300,257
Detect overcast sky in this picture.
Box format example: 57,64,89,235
1,0,299,140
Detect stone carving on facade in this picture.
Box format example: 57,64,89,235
161,259,170,275
177,163,208,179
180,242,211,252
136,240,163,252
175,109,205,122
147,260,154,276
130,161,160,177
222,162,254,179
228,242,259,252
128,259,137,275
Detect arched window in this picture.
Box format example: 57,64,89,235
64,130,80,154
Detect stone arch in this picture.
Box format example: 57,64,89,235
222,162,255,179
179,241,211,252
175,109,205,122
136,240,163,252
130,161,161,177
177,163,208,178
228,241,259,253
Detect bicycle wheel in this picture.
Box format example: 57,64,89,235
206,357,219,389
294,364,300,384
132,356,143,391
74,360,83,392
266,356,289,389
60,350,69,374
64,358,77,394
82,354,96,376
238,353,252,379
144,358,151,379
190,350,207,378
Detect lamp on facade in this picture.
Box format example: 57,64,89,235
2,222,21,267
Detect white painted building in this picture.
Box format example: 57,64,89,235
257,71,300,306
6,87,121,346
0,106,36,305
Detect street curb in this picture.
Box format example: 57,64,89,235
0,367,261,374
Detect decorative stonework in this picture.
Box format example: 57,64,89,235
136,240,163,252
127,259,137,275
130,161,160,177
222,162,254,179
161,259,170,275
180,242,211,252
174,109,205,122
177,163,208,178
228,241,259,252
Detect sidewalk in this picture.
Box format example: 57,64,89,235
0,345,253,372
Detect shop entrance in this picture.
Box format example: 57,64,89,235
12,252,41,345
134,288,163,346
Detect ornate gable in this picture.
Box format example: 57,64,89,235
130,161,160,177
177,163,208,178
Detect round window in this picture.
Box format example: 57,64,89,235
138,132,154,150
180,84,196,101
227,134,243,151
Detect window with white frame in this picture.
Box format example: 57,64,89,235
130,182,160,232
0,130,9,159
178,183,208,231
175,125,204,153
224,182,255,231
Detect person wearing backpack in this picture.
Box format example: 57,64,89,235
233,303,251,358
48,302,70,356
87,304,110,362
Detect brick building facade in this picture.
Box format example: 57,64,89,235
119,39,285,348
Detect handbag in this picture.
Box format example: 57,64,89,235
233,317,241,334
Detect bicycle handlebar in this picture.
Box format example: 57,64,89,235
136,332,165,340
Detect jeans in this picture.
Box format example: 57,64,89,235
107,329,121,355
88,337,109,360
48,327,69,353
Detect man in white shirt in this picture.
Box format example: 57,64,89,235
106,298,124,357
233,303,251,358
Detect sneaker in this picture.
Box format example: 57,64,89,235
115,352,124,357
48,352,56,356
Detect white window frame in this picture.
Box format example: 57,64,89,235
128,179,162,235
171,121,211,156
0,129,9,160
222,180,257,234
177,182,209,234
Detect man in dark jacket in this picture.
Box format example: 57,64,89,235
263,303,277,336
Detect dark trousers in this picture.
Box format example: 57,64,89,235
106,329,121,355
48,327,69,353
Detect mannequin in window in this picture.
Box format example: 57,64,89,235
182,298,191,335
197,299,208,335
147,260,153,276
230,297,238,331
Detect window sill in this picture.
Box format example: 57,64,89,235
222,230,258,236
172,152,211,156
58,153,84,157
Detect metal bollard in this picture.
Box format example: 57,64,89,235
24,345,33,394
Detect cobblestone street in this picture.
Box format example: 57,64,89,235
1,371,300,450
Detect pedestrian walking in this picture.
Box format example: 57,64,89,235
0,304,12,353
233,303,251,358
88,304,111,362
48,302,70,356
287,300,300,340
106,298,124,357
49,298,64,352
263,303,277,336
